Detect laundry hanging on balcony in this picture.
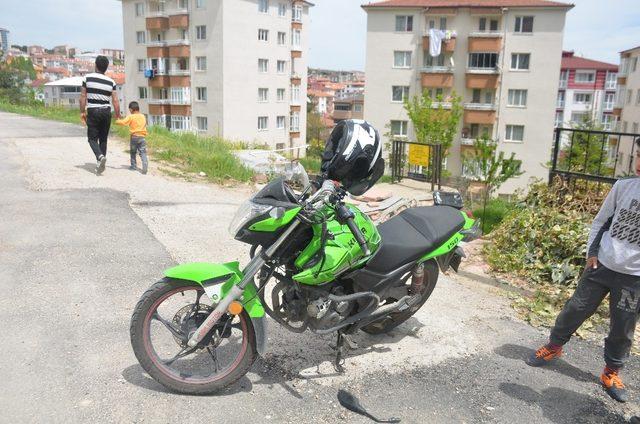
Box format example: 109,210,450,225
428,29,455,57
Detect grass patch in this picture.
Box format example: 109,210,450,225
0,100,254,183
472,198,516,234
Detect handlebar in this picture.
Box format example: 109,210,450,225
336,204,371,257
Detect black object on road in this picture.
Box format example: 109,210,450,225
337,389,401,423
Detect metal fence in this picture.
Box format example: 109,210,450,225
390,139,444,191
550,127,638,189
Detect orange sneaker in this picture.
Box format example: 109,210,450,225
601,368,628,403
526,344,562,367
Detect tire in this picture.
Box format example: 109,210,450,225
130,279,257,395
361,260,439,335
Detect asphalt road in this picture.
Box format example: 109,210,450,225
0,112,638,423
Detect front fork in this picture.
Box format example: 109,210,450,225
187,219,302,347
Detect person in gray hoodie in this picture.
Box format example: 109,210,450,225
527,137,640,403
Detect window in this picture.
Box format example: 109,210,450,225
290,113,300,131
196,0,205,8
574,71,595,83
601,114,613,131
196,25,206,40
259,0,268,13
278,3,286,17
291,29,301,48
258,58,268,73
258,29,269,42
196,87,207,102
571,112,587,123
636,89,640,105
390,120,408,137
633,122,639,133
136,31,146,44
196,56,207,71
170,87,188,104
391,86,409,102
393,51,412,68
291,85,300,102
277,88,285,101
258,116,268,130
138,87,147,99
554,111,564,128
604,92,615,110
197,116,208,131
622,121,628,132
395,15,413,32
181,29,188,40
335,103,351,111
277,60,286,73
632,57,638,72
137,59,146,72
424,53,445,67
557,91,565,107
292,4,303,22
258,88,269,102
468,53,498,69
135,2,144,16
505,125,524,142
354,103,363,112
424,87,444,99
559,70,568,87
467,124,491,139
179,0,188,9
628,89,633,104
507,89,527,107
514,16,534,33
426,17,446,30
277,32,286,45
479,18,499,31
470,89,494,104
573,92,592,104
605,72,617,89
510,53,530,70
170,116,191,131
276,116,285,129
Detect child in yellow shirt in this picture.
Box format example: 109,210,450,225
116,101,148,174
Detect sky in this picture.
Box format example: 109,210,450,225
2,0,639,70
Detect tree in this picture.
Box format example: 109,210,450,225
0,58,36,104
462,135,524,233
403,91,462,150
558,115,612,176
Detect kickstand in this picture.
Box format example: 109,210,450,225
334,331,346,373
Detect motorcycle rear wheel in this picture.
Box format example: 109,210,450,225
130,279,257,394
361,260,439,335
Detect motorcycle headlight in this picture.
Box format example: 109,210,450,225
228,200,273,237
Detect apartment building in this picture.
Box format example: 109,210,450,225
362,0,572,193
0,28,9,57
613,45,640,175
101,48,126,62
555,51,617,130
43,76,126,110
333,94,365,123
121,0,311,152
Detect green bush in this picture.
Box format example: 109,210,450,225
472,198,515,234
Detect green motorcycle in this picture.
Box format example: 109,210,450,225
130,177,480,394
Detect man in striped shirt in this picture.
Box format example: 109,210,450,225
80,55,121,175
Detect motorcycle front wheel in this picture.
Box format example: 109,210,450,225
130,279,257,394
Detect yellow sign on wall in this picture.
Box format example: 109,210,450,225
408,144,430,167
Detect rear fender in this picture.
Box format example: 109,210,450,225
163,262,267,355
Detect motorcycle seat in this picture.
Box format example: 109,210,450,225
366,206,465,273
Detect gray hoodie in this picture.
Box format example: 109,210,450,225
587,177,640,276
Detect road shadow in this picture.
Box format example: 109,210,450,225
121,363,253,396
499,383,626,424
494,343,598,383
75,162,97,174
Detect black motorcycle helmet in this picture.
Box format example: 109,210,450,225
320,119,385,196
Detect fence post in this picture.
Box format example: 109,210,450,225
550,127,561,185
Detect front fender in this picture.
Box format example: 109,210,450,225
163,261,267,355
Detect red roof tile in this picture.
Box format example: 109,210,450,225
363,0,572,8
561,54,617,71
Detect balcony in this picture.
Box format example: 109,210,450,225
422,35,456,53
290,73,302,84
618,76,627,86
169,13,189,28
464,109,496,125
168,69,189,76
467,35,502,52
604,101,614,111
559,80,567,89
421,72,454,88
147,40,190,58
421,65,454,74
148,75,170,87
465,73,499,89
291,48,302,59
556,100,565,108
464,102,496,111
148,104,191,116
431,102,452,109
146,16,169,31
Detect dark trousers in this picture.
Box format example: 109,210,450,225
550,264,640,369
87,107,112,160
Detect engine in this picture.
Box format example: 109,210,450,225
270,281,353,333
